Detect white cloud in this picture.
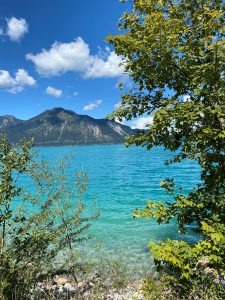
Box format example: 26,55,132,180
83,99,102,111
0,69,35,93
130,116,153,129
115,117,124,125
26,38,89,76
0,70,16,88
183,95,191,102
6,17,28,41
8,86,24,94
46,86,62,97
73,92,78,96
15,69,36,86
84,51,123,78
114,102,121,109
26,37,124,78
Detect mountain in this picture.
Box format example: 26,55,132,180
0,115,23,130
1,108,135,146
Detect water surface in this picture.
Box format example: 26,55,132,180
37,144,200,276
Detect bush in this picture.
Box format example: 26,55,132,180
0,133,98,299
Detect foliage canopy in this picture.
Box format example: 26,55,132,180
107,0,225,293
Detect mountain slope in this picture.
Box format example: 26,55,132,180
3,108,135,146
0,115,23,131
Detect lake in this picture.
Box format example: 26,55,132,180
37,144,200,277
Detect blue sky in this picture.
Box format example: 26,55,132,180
0,0,133,121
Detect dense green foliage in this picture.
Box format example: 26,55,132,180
0,133,98,299
107,0,225,296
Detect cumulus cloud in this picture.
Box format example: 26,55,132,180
0,69,35,93
0,70,16,88
26,38,89,76
9,86,24,94
46,86,62,97
83,99,102,111
6,17,28,41
26,37,124,78
114,102,121,109
15,69,36,86
130,116,153,129
115,117,124,125
183,95,191,102
84,51,123,78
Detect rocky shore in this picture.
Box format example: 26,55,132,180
32,273,144,299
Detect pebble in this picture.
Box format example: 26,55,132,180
64,282,76,292
78,281,85,288
54,276,69,285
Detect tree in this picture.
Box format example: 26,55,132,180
107,0,225,294
0,133,98,299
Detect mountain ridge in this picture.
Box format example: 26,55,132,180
0,107,135,146
0,115,24,131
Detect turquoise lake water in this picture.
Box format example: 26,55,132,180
37,144,200,276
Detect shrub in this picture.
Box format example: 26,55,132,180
0,133,98,299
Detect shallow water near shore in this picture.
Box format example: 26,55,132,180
36,144,200,277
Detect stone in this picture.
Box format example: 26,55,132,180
197,256,210,267
64,282,76,293
57,285,64,293
51,284,59,291
54,276,69,285
80,282,93,295
78,281,85,288
213,278,220,285
27,262,34,268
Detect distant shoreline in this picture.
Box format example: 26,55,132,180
33,141,126,147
